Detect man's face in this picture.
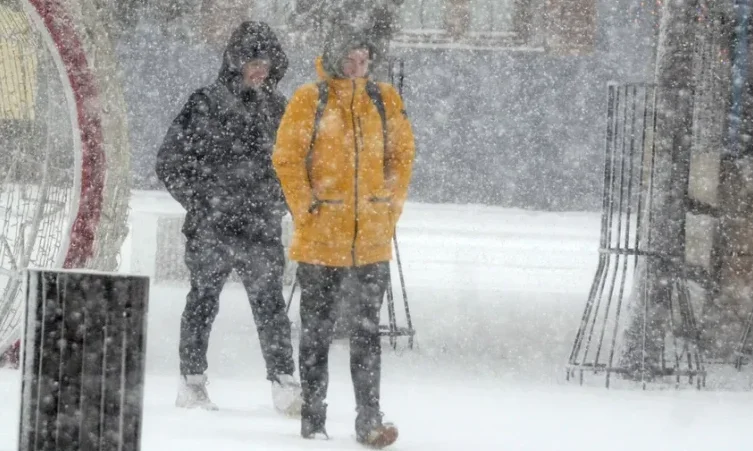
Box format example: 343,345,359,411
341,48,371,79
242,59,271,89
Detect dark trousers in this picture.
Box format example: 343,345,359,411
179,230,295,379
297,262,389,418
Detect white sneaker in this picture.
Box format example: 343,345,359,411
176,374,219,411
272,374,303,417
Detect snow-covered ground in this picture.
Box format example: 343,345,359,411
3,192,753,450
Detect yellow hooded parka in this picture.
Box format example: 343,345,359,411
272,59,415,267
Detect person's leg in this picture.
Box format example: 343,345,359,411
332,271,357,339
177,233,232,409
235,237,301,416
296,263,345,437
236,238,295,380
349,262,397,446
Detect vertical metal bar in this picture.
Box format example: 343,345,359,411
641,273,649,391
623,84,639,265
285,278,298,314
490,0,495,32
607,84,642,387
101,280,126,451
674,277,693,382
385,275,398,350
603,85,622,252
569,84,617,369
677,278,699,384
640,91,661,389
579,85,622,368
398,60,405,96
57,275,83,450
595,84,631,367
681,336,693,386
634,85,655,268
569,84,617,364
393,234,414,348
736,307,753,369
122,276,149,451
667,281,682,386
419,0,426,29
569,254,607,365
680,280,704,382
43,274,64,448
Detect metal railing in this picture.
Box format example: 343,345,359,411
566,83,706,389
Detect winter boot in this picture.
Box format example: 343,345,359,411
301,403,329,440
272,373,303,417
355,407,398,449
176,374,218,410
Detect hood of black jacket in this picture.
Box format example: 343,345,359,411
218,21,288,96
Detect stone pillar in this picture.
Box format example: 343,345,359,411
618,0,699,378
705,0,753,361
646,0,699,318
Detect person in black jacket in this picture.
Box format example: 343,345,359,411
156,21,301,415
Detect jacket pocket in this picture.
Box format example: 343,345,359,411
368,195,392,204
301,198,347,244
359,192,393,246
308,198,345,213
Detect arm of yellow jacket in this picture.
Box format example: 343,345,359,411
381,84,416,227
272,85,318,223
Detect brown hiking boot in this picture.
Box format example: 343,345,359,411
356,407,398,448
357,422,398,449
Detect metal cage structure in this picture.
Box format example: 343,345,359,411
566,83,706,389
0,0,131,366
566,0,751,389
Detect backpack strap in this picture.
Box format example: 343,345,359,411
365,80,388,157
306,81,329,211
309,81,329,154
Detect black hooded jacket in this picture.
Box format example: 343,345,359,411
156,21,289,240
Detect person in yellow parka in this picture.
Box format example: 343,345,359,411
272,26,415,448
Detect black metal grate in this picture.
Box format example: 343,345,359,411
566,83,706,389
